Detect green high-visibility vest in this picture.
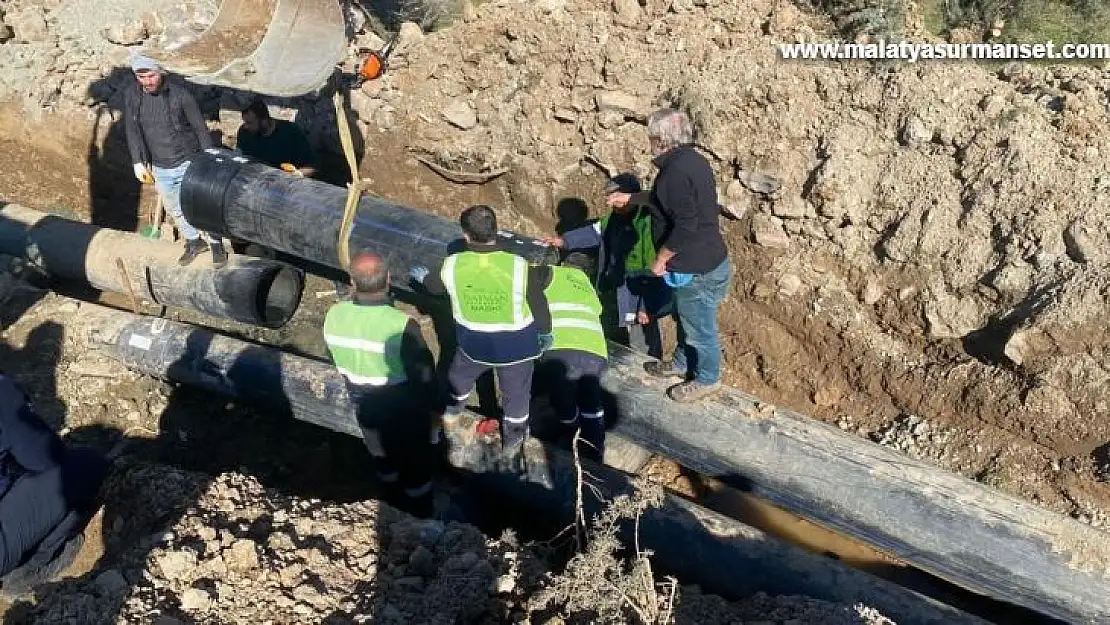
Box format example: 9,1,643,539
441,251,534,332
545,265,608,359
323,301,410,386
598,208,656,274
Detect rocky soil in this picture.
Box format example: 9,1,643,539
1,0,1109,563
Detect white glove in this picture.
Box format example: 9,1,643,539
133,163,154,184
409,265,429,284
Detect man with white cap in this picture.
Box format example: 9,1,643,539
124,51,228,267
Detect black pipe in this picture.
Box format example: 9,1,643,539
83,305,983,625
0,203,304,328
180,148,560,280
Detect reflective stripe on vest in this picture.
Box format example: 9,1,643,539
441,251,534,332
544,266,608,359
323,301,410,386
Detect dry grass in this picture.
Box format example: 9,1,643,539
528,430,677,624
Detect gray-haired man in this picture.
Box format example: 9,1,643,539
125,52,228,268
607,108,732,403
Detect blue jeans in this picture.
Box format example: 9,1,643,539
670,258,732,384
152,161,212,243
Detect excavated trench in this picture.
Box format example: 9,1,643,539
5,232,1062,625
0,137,1088,623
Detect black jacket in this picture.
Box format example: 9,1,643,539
631,145,728,274
0,373,65,496
125,78,214,169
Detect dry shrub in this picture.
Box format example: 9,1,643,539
529,465,677,625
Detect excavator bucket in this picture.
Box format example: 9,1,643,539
139,0,348,97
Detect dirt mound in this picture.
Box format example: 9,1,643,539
7,467,893,624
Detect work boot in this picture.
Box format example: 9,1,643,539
177,238,209,267
667,380,722,403
210,241,229,269
644,359,685,379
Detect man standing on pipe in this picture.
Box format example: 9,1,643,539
125,51,229,269
323,252,439,516
540,252,609,461
606,108,732,403
410,205,553,464
0,372,109,597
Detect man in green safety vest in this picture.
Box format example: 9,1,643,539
540,252,609,460
542,174,672,359
410,205,553,459
323,251,440,516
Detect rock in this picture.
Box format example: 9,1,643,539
395,21,424,56
736,170,782,195
771,196,809,219
595,90,649,121
750,214,790,249
0,23,14,43
93,569,129,597
539,0,567,12
442,99,478,130
102,20,148,46
224,539,260,573
461,0,478,22
553,107,577,123
494,573,516,593
408,545,437,578
777,273,803,297
1063,215,1108,264
156,551,197,581
9,6,51,43
153,618,185,625
416,520,445,546
180,587,212,611
923,289,984,339
812,387,841,408
613,0,643,27
861,279,883,306
901,116,933,147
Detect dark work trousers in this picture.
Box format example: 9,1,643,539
352,382,437,512
446,350,534,447
541,349,607,460
0,447,108,586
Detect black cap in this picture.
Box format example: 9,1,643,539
605,172,641,194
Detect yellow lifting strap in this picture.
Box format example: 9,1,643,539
333,90,371,271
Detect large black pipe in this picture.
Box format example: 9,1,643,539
181,148,559,280
0,203,304,328
82,304,983,625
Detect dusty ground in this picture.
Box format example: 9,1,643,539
2,0,1110,616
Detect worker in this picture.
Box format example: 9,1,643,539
236,97,318,178
124,52,228,268
540,252,609,460
323,252,439,516
606,108,732,403
0,372,108,596
409,205,553,462
542,173,671,359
